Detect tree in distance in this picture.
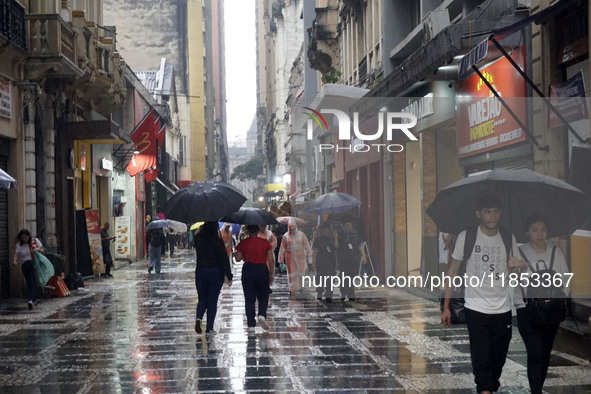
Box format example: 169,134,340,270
231,156,263,181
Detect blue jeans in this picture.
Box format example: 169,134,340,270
195,266,224,331
21,260,37,302
149,245,162,273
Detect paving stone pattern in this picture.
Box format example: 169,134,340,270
0,249,590,393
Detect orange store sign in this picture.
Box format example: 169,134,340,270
456,47,527,158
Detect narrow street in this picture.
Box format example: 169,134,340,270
0,249,590,393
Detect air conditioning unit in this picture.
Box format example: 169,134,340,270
423,9,450,42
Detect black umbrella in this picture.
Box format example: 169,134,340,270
426,168,591,242
163,181,247,223
220,207,279,225
302,192,361,215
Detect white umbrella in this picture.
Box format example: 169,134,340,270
167,219,187,234
0,168,17,190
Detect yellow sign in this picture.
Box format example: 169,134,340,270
266,183,283,192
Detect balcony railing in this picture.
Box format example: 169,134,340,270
26,14,77,65
0,0,26,51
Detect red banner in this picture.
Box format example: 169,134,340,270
456,47,528,158
127,109,157,177
144,168,159,183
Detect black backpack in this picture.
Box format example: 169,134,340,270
518,246,567,326
149,230,163,247
441,226,513,324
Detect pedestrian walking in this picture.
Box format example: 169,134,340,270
219,222,234,260
235,224,275,332
515,213,571,394
258,224,277,294
258,225,277,268
278,219,312,295
166,229,177,257
187,227,194,249
336,219,367,301
312,222,337,301
193,221,233,335
100,223,116,278
146,228,166,274
441,194,526,394
12,229,45,309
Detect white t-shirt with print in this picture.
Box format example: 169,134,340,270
452,227,519,314
15,238,43,263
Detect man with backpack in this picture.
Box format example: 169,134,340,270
146,228,166,274
441,194,526,394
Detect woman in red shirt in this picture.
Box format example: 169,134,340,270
235,225,275,332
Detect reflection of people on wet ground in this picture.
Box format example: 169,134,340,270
312,222,337,302
278,219,312,295
193,221,233,335
235,225,275,332
514,214,571,394
13,229,45,310
336,219,366,301
441,195,525,394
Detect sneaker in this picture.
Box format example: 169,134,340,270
348,298,355,302
258,316,269,330
195,319,202,334
247,327,255,334
148,266,153,274
205,329,216,335
340,297,346,301
27,301,33,310
105,273,113,278
316,296,322,301
326,298,332,303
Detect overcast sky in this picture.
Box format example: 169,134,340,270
224,0,256,144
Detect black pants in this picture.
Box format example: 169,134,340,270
315,261,335,298
465,308,512,393
339,257,358,298
103,249,113,275
21,260,37,302
241,262,269,327
516,308,559,394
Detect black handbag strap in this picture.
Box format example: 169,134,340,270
518,245,556,300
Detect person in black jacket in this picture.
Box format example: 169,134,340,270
193,221,233,335
146,228,166,274
337,219,367,301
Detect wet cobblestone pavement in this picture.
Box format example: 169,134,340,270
1,249,590,393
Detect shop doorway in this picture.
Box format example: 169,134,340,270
97,176,110,227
